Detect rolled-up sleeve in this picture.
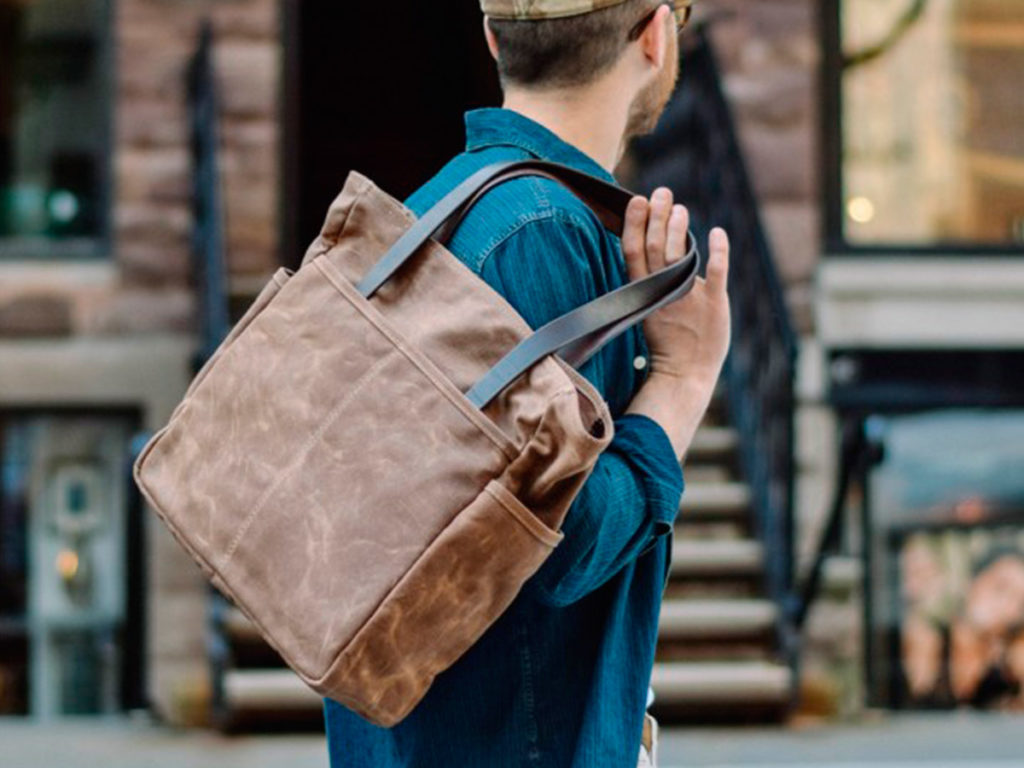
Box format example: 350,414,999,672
478,210,685,607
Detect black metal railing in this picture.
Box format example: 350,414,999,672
187,20,231,366
186,19,233,726
630,25,800,669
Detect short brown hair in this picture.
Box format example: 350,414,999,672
487,0,658,89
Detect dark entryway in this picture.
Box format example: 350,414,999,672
281,2,502,269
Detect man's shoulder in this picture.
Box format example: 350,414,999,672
405,149,607,272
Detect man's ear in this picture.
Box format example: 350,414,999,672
636,4,671,70
483,16,499,61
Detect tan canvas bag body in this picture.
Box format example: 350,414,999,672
133,160,699,727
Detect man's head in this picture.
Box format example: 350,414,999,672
481,0,686,140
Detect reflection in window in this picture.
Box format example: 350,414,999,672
0,0,110,257
841,0,1024,246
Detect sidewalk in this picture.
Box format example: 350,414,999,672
659,711,1024,767
0,711,1022,767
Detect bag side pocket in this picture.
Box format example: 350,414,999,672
314,480,562,726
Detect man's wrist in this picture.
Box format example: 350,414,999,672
626,370,718,460
644,368,717,404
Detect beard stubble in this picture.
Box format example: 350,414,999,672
623,32,680,141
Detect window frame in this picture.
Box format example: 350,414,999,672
821,0,1024,257
0,0,114,261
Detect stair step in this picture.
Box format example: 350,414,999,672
222,607,261,642
223,669,322,712
663,579,760,601
678,482,751,520
659,599,777,638
670,539,763,577
651,661,791,704
675,521,748,541
823,555,862,594
687,426,739,459
656,641,778,663
680,465,733,484
229,272,278,300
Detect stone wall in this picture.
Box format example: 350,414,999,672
0,0,280,343
115,0,280,318
1,0,281,726
115,0,282,726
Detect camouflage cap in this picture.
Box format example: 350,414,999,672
480,0,632,20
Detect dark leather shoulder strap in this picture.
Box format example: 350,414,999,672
354,160,701,409
465,234,699,408
356,160,632,298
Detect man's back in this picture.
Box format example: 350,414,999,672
323,107,684,768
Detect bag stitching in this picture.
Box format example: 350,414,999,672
179,266,294,407
484,481,563,548
303,173,373,267
220,348,399,566
314,256,520,462
309,479,559,709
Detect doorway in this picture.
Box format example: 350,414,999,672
281,2,502,268
0,410,144,717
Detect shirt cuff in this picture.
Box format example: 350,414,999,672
613,413,685,535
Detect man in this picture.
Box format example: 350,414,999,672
324,1,731,765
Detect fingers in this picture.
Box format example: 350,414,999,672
622,189,694,283
622,196,650,281
706,227,730,295
665,204,689,263
645,187,673,272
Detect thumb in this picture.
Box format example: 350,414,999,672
706,227,730,295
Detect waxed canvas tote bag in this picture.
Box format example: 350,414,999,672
133,159,699,727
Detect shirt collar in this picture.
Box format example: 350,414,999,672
464,107,616,184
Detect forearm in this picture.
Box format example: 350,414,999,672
624,371,716,463
530,414,685,606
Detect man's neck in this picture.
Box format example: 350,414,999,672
501,78,630,173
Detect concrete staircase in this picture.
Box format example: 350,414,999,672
651,396,793,722
211,390,793,727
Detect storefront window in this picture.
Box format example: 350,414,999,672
0,0,111,258
830,0,1024,249
867,410,1024,709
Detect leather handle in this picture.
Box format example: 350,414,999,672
464,233,699,408
356,160,633,298
355,160,701,409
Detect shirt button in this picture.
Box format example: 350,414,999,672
633,355,647,371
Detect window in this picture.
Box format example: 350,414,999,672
0,0,111,259
825,0,1024,251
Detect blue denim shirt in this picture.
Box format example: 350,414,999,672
324,108,685,768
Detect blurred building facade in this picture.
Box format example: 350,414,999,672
0,0,280,723
0,0,1021,727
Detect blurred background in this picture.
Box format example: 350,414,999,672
1,0,1023,765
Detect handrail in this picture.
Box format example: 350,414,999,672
186,19,233,727
793,418,866,630
187,19,230,364
630,25,800,667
